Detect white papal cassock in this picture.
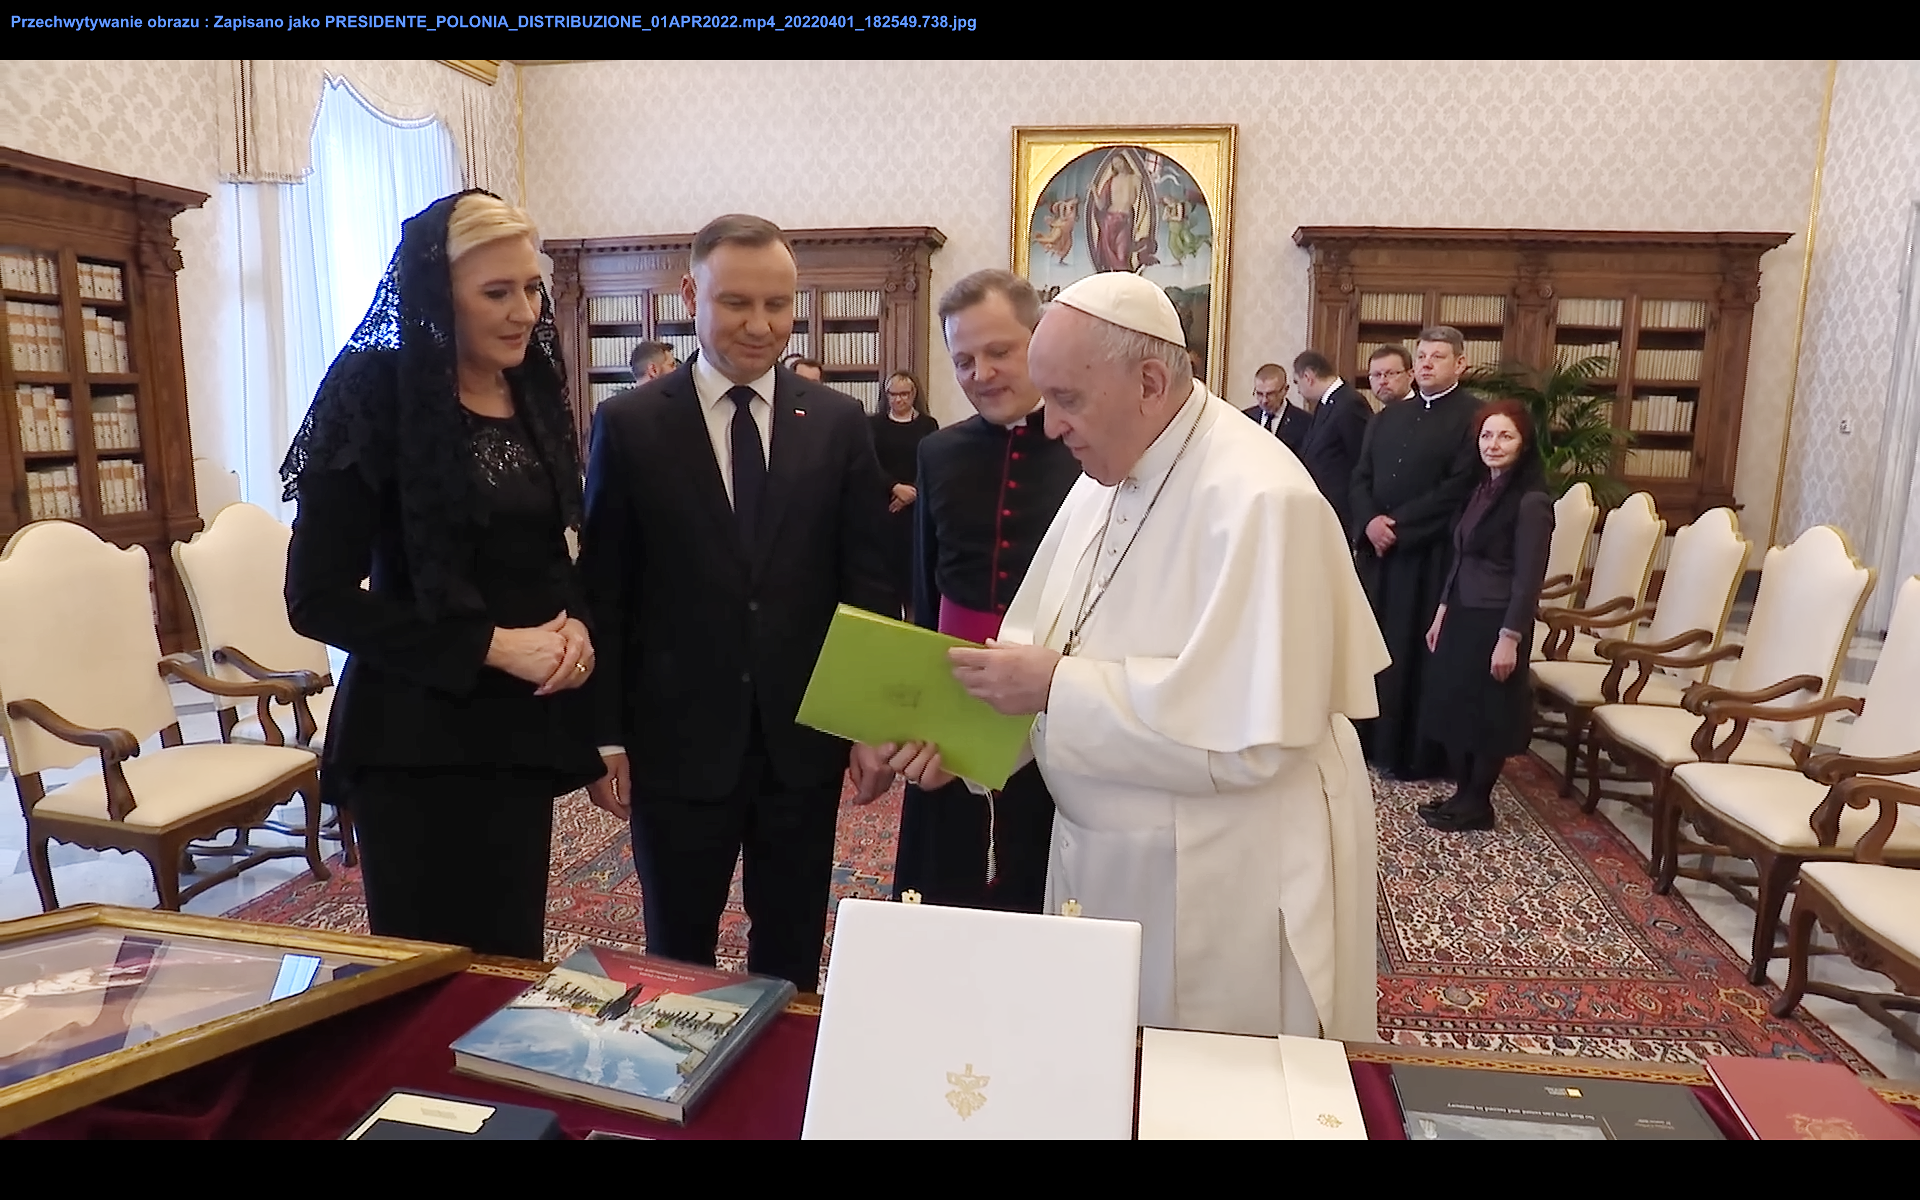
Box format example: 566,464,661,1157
994,381,1389,1042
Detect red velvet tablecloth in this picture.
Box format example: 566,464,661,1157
16,967,1920,1139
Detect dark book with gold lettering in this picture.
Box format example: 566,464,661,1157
449,945,794,1125
1390,1064,1723,1140
1703,1056,1919,1140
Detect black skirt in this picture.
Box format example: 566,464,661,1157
1420,605,1535,758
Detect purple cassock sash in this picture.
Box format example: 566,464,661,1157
938,597,1003,645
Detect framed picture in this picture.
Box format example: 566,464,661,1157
0,904,470,1136
1011,125,1237,396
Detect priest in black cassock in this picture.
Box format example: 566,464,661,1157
1348,327,1482,781
891,269,1079,912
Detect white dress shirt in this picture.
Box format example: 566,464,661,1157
598,354,779,762
693,352,776,507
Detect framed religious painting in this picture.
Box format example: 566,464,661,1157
0,904,470,1135
1011,125,1237,395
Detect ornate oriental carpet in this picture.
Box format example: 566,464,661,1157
228,754,1871,1070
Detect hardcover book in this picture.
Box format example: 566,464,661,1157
1390,1064,1724,1140
449,945,795,1126
343,1089,564,1140
795,604,1035,789
1703,1056,1919,1140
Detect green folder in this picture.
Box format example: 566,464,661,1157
797,604,1035,790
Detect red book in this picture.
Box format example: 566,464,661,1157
1704,1057,1919,1140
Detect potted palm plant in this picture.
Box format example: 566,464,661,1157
1465,355,1633,504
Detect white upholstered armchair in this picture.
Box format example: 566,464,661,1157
173,501,353,865
0,520,328,911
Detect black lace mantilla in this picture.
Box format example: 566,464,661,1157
279,189,583,619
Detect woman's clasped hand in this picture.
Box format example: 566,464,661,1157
485,610,596,694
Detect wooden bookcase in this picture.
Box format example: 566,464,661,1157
0,148,207,653
545,227,947,445
1292,227,1793,527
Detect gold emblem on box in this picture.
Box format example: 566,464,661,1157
1789,1114,1863,1140
1318,1113,1343,1128
946,1063,989,1120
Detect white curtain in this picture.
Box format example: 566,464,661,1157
233,76,460,517
1863,199,1920,634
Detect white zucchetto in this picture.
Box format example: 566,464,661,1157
1051,271,1187,346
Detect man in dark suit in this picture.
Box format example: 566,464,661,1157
579,214,895,991
1291,350,1373,532
1244,362,1309,453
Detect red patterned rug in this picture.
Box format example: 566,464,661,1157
226,778,901,980
1374,754,1870,1071
228,755,1871,1070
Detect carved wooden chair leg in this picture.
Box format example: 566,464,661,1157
1652,782,1682,894
299,778,331,882
337,803,359,868
1770,900,1819,1019
1582,730,1605,814
1560,709,1587,798
28,835,59,912
148,847,183,911
1746,853,1799,986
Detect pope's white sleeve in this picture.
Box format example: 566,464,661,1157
1044,656,1299,795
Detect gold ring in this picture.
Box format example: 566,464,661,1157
576,662,588,675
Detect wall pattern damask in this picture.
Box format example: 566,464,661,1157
0,58,520,493
523,58,1826,544
1778,60,1920,603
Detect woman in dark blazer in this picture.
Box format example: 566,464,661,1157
1417,398,1554,832
279,191,605,958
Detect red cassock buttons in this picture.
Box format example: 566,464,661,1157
998,571,1009,580
1002,509,1013,517
1000,540,1011,549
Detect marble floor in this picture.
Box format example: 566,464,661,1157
3,647,1916,1081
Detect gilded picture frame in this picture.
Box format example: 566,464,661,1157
1011,125,1237,396
0,904,470,1136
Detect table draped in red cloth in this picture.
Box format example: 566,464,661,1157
14,966,1920,1139
13,971,820,1141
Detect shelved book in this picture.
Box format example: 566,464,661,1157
449,945,795,1126
1390,1064,1723,1140
1703,1056,1919,1140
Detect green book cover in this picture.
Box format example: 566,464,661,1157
796,605,1035,791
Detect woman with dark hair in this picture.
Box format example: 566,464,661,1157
1417,398,1554,832
869,370,938,619
280,191,605,958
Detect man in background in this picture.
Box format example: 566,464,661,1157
790,356,825,383
629,340,677,384
1348,327,1481,781
1245,362,1308,453
1290,350,1373,533
1366,344,1415,405
891,269,1079,913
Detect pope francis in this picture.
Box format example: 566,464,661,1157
881,271,1390,1042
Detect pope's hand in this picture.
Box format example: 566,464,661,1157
882,741,954,790
949,639,1060,716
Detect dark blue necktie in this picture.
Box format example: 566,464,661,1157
727,385,765,543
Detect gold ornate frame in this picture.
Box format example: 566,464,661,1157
1011,125,1237,396
0,905,469,1136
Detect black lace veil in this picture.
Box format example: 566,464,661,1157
279,189,583,618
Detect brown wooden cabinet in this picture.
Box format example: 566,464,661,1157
1,148,207,653
545,227,946,445
1293,227,1792,526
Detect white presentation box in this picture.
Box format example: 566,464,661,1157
802,898,1141,1140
